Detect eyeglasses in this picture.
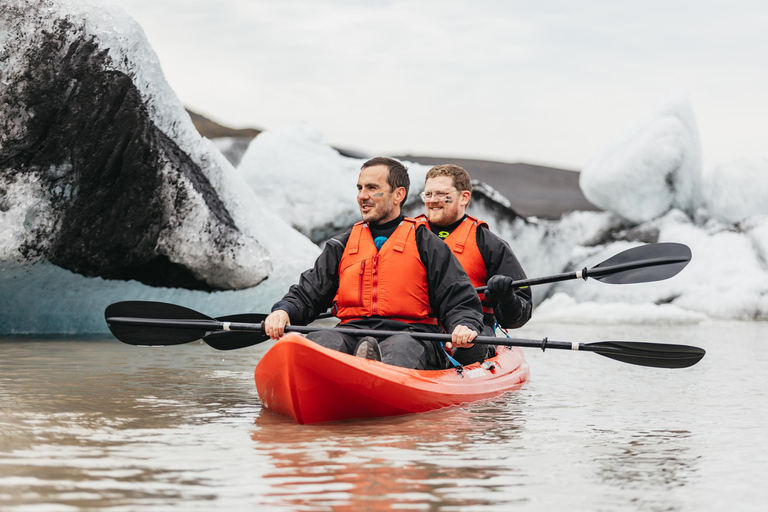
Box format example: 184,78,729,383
420,189,457,203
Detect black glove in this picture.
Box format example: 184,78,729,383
485,275,516,302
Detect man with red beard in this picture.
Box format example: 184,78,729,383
418,164,533,365
263,157,483,370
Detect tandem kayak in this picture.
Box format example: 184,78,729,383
254,333,530,424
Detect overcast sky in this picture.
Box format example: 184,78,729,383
107,0,767,170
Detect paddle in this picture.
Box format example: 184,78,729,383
207,313,268,350
310,242,693,318
105,301,705,368
475,242,692,293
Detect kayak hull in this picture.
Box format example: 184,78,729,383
254,334,530,424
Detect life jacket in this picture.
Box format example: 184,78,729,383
333,218,437,325
417,214,493,314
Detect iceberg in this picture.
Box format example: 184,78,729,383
0,0,319,333
532,293,707,325
463,206,768,322
702,158,768,224
561,90,768,321
0,0,280,290
579,91,703,223
237,124,431,243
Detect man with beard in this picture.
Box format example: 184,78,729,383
263,157,483,370
418,164,533,365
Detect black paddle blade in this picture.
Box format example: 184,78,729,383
584,341,705,368
105,301,211,346
590,242,691,284
205,314,269,351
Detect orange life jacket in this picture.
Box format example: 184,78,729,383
417,214,493,314
333,218,437,325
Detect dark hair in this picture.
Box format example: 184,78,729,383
361,157,410,202
425,164,473,194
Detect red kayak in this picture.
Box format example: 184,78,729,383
254,334,530,424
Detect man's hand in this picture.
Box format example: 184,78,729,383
484,275,516,302
264,310,290,340
445,324,477,350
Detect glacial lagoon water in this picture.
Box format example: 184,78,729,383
2,320,767,511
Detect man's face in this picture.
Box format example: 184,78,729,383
423,175,469,226
357,165,402,224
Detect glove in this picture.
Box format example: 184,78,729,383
485,275,516,302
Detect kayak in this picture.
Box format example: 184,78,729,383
254,333,530,424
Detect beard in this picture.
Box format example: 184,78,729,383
425,205,450,226
360,200,394,224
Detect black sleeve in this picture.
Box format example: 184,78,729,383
271,230,351,325
415,226,485,334
476,226,533,329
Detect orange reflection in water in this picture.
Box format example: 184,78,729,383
250,397,530,511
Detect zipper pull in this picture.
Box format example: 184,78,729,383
360,260,366,274
373,254,378,274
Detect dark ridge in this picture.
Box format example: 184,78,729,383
398,155,600,219
186,109,262,139
185,109,368,163
401,180,524,223
0,17,232,290
469,181,524,220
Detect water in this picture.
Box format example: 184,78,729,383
2,320,767,511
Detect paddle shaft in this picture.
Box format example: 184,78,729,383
106,298,706,368
314,255,692,319
313,245,691,319
107,316,599,353
475,255,691,293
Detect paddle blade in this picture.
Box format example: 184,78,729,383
584,341,705,368
205,314,269,350
105,301,210,346
590,242,691,284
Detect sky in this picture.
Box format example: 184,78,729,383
106,0,767,170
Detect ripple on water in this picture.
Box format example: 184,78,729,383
2,323,768,511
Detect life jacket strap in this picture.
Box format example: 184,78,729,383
348,222,368,255
392,219,415,253
451,218,475,254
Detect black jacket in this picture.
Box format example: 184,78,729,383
272,219,485,334
474,224,533,331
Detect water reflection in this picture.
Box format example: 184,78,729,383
250,397,531,510
0,339,262,509
588,428,697,512
3,321,768,511
594,429,695,487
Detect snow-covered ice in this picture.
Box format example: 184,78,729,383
701,158,768,224
531,293,707,325
579,91,703,223
237,123,430,243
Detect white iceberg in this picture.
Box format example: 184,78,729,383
579,91,703,223
701,158,768,224
237,123,430,242
533,293,707,325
